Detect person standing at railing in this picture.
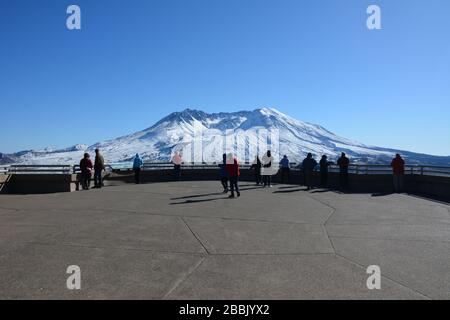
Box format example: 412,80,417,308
337,152,350,189
218,154,229,193
319,155,333,188
391,154,405,193
171,152,183,181
302,153,318,190
279,155,290,183
133,153,143,184
250,155,262,185
94,148,105,189
262,150,274,188
226,153,240,198
79,153,93,190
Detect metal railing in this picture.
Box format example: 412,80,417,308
0,165,10,174
3,165,73,174
327,164,450,177
1,163,450,177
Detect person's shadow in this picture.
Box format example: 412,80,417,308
170,197,226,205
171,192,223,200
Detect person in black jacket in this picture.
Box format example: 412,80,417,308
218,154,229,193
94,148,105,188
302,153,318,190
319,155,333,188
337,152,350,189
250,156,262,185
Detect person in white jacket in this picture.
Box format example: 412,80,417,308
261,150,275,187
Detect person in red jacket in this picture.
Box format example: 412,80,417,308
391,153,405,193
79,153,93,190
226,153,240,198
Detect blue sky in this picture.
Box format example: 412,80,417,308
1,0,449,156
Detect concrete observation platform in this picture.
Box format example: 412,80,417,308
0,181,449,299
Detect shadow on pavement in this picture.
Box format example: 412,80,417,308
371,192,394,197
171,192,224,200
170,197,227,205
273,188,305,194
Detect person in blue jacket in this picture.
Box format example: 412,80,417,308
279,155,290,183
218,153,229,193
133,153,143,184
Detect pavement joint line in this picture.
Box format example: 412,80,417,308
332,252,433,300
323,208,336,226
0,239,339,256
324,222,450,226
328,235,450,244
12,241,208,256
162,256,207,300
2,206,331,227
322,225,337,255
206,252,336,256
0,206,21,212
180,217,210,255
0,224,57,228
304,193,337,226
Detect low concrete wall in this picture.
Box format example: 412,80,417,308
406,175,450,200
0,175,11,193
1,169,448,200
121,168,450,199
0,174,77,194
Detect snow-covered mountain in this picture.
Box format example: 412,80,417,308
2,108,449,165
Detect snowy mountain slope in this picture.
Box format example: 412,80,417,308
2,108,450,165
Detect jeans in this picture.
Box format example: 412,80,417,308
339,170,349,189
81,172,91,190
174,165,181,181
320,171,328,187
254,170,262,185
393,174,404,192
134,168,141,184
221,177,228,191
304,171,313,189
280,167,290,183
229,176,239,196
94,169,103,187
263,175,271,187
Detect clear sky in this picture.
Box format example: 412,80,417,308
1,0,449,156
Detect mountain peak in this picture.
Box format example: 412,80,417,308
4,108,449,165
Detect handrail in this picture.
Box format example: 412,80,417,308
2,163,450,177
0,165,10,174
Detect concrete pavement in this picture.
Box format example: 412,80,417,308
0,181,449,299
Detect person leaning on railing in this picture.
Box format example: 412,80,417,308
94,148,105,189
319,155,334,188
302,153,318,191
391,153,405,193
79,153,93,190
337,152,350,189
171,152,183,181
279,155,291,184
133,153,143,184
